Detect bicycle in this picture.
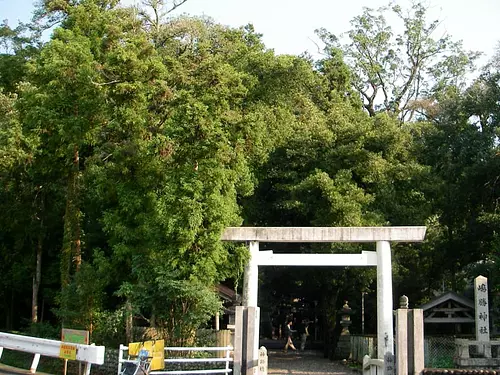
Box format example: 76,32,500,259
120,348,152,375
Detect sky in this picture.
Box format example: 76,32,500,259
1,0,499,65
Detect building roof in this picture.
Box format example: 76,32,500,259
217,284,237,302
419,291,475,324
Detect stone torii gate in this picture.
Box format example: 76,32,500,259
221,226,426,362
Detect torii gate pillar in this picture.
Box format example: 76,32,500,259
222,227,426,361
242,241,259,307
376,240,393,357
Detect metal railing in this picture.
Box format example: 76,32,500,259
0,331,105,375
118,345,233,375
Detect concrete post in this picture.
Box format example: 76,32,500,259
409,309,424,375
396,309,408,375
376,240,394,359
245,307,260,375
234,307,244,375
234,306,260,375
243,241,259,307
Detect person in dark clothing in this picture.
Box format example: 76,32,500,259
283,320,297,352
299,319,310,350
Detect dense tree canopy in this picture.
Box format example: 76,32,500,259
0,0,499,355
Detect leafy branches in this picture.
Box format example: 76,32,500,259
317,2,480,122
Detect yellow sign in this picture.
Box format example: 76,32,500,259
128,340,165,370
59,344,77,360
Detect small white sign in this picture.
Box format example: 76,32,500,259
384,352,395,375
258,346,268,375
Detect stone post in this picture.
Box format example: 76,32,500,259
234,307,244,375
258,347,268,375
395,295,425,375
376,240,394,359
409,309,424,375
245,307,260,375
396,297,408,375
474,275,490,357
234,306,261,375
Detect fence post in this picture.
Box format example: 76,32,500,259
117,344,126,375
30,353,41,373
226,346,231,374
234,307,244,375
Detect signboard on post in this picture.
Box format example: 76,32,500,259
384,352,395,375
258,347,268,375
59,344,78,360
474,275,490,356
61,329,89,345
60,328,90,375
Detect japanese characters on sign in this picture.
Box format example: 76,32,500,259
474,275,490,342
258,346,268,375
59,343,77,360
384,352,395,375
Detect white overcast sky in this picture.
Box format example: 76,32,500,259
1,0,499,65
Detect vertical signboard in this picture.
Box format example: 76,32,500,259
60,328,89,375
474,275,490,356
258,347,268,375
475,276,490,340
384,352,395,375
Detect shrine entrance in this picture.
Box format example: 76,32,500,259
221,226,426,372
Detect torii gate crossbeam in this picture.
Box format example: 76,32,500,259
221,226,426,361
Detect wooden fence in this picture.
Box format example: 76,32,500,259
350,335,377,363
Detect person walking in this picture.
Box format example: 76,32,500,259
283,319,296,352
299,319,310,350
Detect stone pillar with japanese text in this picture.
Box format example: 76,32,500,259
474,275,490,357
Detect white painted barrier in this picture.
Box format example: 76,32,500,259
0,331,105,374
118,345,233,375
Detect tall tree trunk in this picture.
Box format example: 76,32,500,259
126,299,133,343
61,145,81,288
32,229,43,323
322,288,339,359
73,144,82,271
32,192,45,324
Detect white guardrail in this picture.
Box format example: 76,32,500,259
0,331,105,374
118,345,233,375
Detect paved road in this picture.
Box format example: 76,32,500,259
0,349,357,375
267,349,358,375
0,364,51,375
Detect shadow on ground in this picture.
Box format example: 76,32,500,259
265,349,358,375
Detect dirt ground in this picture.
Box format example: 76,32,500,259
266,349,358,375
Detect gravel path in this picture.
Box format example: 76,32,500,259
266,349,358,375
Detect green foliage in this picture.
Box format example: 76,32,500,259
91,308,127,347
414,65,500,292
317,2,480,121
26,322,60,339
1,0,500,350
